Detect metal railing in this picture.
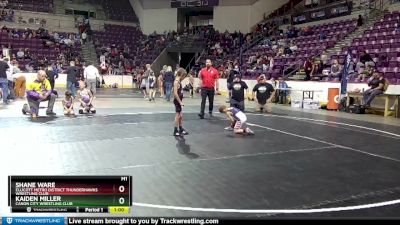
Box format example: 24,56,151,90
282,51,321,79
185,54,197,72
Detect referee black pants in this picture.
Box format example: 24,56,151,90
200,87,215,115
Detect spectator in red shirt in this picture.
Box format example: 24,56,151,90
198,59,219,119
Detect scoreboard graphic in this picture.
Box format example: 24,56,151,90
8,176,132,213
170,0,219,8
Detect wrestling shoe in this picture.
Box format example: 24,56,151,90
173,129,181,136
46,111,56,116
245,127,255,135
224,126,234,131
180,129,189,135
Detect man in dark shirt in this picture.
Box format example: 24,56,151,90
357,51,375,71
357,15,363,27
45,66,58,91
363,72,385,107
228,74,248,111
226,66,239,103
253,75,275,113
0,58,9,104
66,61,79,97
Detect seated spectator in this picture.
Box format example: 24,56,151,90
268,56,274,69
357,64,374,82
276,76,290,104
320,51,329,67
356,51,375,70
289,43,298,52
276,47,284,57
81,31,87,44
319,31,327,40
311,59,324,80
283,46,293,56
329,60,342,79
16,48,24,59
363,72,386,107
395,19,400,33
262,60,269,71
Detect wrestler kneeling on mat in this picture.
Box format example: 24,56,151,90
62,90,75,116
77,81,96,114
173,68,189,136
219,105,254,135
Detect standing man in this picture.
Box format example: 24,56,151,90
164,66,174,101
228,74,248,111
66,61,79,97
198,59,219,119
84,61,100,95
226,65,239,103
45,65,58,91
6,58,15,101
0,57,9,104
253,74,275,113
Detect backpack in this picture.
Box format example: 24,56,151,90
339,97,354,112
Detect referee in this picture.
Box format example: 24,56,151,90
198,59,219,119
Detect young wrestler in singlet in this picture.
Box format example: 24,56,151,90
173,68,189,136
219,105,254,135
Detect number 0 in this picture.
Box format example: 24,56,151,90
119,197,125,205
119,185,125,192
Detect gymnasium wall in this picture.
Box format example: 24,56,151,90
130,0,177,35
214,0,288,33
213,5,251,33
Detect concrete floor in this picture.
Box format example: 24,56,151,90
1,89,400,218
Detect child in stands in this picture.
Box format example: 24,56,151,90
219,105,254,135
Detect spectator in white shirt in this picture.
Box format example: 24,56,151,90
2,45,10,58
100,54,105,64
16,48,24,59
289,43,298,52
81,31,87,44
84,61,100,95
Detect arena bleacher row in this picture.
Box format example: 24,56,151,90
1,27,82,71
338,11,400,84
5,0,53,13
93,24,167,73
